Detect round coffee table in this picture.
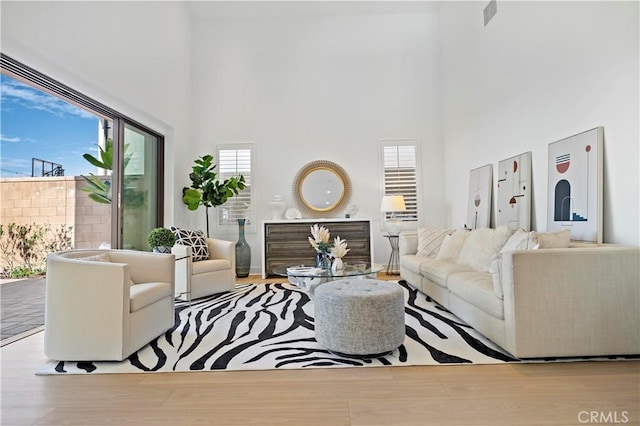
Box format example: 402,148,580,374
272,262,384,294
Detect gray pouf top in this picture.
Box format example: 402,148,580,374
314,279,403,300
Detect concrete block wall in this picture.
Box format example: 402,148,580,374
0,176,110,251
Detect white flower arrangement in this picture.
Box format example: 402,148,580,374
308,224,332,253
330,236,350,259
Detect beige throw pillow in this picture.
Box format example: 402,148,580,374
537,229,571,248
435,229,469,261
500,229,539,253
77,253,135,285
417,228,452,257
457,226,512,272
77,253,111,263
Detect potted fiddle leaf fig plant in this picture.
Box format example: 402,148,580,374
182,154,246,237
147,227,176,253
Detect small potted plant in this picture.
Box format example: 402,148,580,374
148,227,176,253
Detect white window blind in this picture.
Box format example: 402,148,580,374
217,144,253,227
381,141,419,223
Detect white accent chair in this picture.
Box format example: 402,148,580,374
172,238,235,301
44,249,175,361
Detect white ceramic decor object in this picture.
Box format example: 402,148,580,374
269,194,286,220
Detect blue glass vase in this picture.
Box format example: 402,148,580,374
235,219,251,278
315,251,331,270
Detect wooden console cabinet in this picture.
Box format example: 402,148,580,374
262,219,372,278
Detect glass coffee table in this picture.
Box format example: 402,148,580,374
272,262,384,294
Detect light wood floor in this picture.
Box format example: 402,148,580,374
2,275,638,426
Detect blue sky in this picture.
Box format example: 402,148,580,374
0,73,101,178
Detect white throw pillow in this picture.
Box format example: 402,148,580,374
417,228,452,257
435,229,469,261
500,229,539,253
537,229,571,248
77,253,111,263
458,226,512,272
77,253,135,285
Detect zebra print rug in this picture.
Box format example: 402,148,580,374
35,280,614,375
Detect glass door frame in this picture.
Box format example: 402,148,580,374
111,118,165,249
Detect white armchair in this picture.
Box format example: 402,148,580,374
44,249,175,361
172,237,235,301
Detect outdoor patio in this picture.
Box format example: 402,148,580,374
0,277,46,344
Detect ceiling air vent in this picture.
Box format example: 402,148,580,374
484,0,497,27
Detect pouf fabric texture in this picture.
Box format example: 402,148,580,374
313,279,405,356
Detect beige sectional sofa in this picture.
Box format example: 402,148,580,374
399,230,640,358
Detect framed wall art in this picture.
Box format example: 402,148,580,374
547,127,603,243
497,151,532,231
466,164,493,230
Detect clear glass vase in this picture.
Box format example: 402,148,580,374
315,251,331,270
235,219,251,278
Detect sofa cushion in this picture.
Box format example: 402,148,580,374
536,229,571,248
129,282,172,313
420,258,474,288
192,259,232,275
171,227,209,262
458,226,512,272
400,254,430,275
417,228,452,257
435,229,469,261
447,271,504,319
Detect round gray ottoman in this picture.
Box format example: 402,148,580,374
313,279,405,357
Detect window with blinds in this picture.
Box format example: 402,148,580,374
216,144,254,228
381,140,419,224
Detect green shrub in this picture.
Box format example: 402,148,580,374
147,227,176,249
0,223,73,278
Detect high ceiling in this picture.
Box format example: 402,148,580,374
186,1,442,21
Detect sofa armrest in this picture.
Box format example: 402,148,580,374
45,256,131,358
501,246,640,358
207,238,236,273
206,238,234,260
399,233,418,256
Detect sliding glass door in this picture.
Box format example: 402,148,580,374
112,121,163,250
1,54,164,251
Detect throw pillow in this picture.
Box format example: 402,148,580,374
417,228,452,257
536,229,571,248
77,253,111,263
171,227,209,262
500,229,539,253
457,226,512,272
435,229,469,261
76,253,135,285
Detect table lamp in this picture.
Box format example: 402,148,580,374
380,195,406,236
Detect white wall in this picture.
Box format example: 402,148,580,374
0,1,192,226
190,11,445,270
440,1,639,245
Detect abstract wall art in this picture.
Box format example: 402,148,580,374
467,164,493,230
547,127,603,243
497,151,532,231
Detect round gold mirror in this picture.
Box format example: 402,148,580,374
292,160,352,218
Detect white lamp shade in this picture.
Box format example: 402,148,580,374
380,195,406,212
